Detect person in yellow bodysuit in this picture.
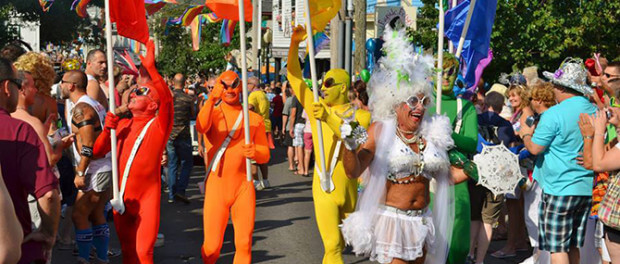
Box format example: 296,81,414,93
287,25,371,264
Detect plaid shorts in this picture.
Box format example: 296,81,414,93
538,193,592,252
292,123,305,147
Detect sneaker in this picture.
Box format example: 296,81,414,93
168,198,174,203
107,248,121,258
262,179,271,188
254,180,265,191
154,233,164,248
174,193,190,204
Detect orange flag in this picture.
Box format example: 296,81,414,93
110,0,150,44
205,0,252,22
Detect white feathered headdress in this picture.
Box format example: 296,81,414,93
367,26,435,121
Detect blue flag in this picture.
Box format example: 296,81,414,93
442,0,497,89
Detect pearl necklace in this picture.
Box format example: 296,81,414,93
396,126,419,144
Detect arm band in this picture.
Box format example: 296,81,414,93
80,146,94,158
72,119,102,132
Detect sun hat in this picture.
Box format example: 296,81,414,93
542,57,593,95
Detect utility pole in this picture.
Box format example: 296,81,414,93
344,0,353,75
353,0,366,74
330,1,345,69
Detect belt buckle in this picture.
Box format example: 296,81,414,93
405,209,415,216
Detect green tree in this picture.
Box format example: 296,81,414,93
407,0,620,84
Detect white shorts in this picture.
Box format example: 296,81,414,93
81,171,112,193
370,206,434,264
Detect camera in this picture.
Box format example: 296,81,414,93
525,115,539,127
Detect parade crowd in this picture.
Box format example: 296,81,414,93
0,25,619,264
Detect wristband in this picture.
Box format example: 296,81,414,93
80,145,94,158
522,133,532,140
584,135,594,139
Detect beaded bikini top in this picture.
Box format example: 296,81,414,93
386,134,429,183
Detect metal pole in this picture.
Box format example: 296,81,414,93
238,0,252,181
303,0,330,193
455,0,477,58
104,0,122,213
344,0,353,74
436,0,445,115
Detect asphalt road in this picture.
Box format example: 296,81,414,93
52,145,531,264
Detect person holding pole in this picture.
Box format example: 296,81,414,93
92,40,173,264
287,25,371,264
195,70,270,264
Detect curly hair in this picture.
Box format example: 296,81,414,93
530,82,556,108
506,84,531,110
13,52,55,96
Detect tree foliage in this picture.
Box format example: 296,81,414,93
152,1,245,77
407,0,620,84
0,0,103,48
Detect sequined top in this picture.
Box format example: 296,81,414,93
387,135,429,180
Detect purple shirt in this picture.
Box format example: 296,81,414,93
0,107,58,263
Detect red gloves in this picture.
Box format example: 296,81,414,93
105,112,120,131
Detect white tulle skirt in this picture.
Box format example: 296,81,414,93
370,206,435,263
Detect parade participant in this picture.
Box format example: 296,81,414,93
195,70,270,264
85,49,109,109
287,25,371,264
13,52,58,126
429,53,479,264
60,70,112,264
92,40,173,264
341,27,456,264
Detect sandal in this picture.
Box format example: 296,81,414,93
490,250,517,259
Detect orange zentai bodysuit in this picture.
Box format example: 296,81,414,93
93,60,172,264
196,77,269,264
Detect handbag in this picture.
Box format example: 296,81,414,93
599,172,620,230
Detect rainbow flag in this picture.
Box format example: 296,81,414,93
146,2,167,16
190,15,205,51
205,13,222,23
179,5,205,26
144,0,177,3
219,19,237,46
71,0,91,18
39,0,54,12
130,39,141,54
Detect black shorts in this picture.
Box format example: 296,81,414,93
605,225,620,244
283,131,293,147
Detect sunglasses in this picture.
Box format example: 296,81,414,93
405,95,430,109
322,78,342,88
132,86,150,96
2,78,22,90
443,66,456,77
221,78,240,90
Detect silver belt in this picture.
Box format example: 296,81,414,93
381,205,428,217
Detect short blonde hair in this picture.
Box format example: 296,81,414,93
14,52,55,96
530,82,556,108
506,84,531,110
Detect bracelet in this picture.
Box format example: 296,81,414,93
584,136,594,139
522,133,532,139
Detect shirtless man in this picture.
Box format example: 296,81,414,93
85,49,109,110
61,70,112,264
11,71,72,166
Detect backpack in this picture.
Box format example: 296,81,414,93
479,124,501,146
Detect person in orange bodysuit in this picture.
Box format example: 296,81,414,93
92,40,173,264
196,71,270,264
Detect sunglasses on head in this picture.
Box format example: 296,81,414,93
132,86,150,96
405,95,430,109
322,78,342,88
2,78,22,90
221,78,240,90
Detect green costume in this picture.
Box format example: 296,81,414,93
429,92,478,264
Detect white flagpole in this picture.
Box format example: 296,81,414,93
448,0,457,53
454,0,477,58
436,0,445,115
238,0,253,182
104,0,122,212
303,0,330,193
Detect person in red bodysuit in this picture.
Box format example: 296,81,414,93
196,70,270,264
92,40,173,264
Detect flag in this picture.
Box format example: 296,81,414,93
39,0,54,12
308,0,340,31
443,0,497,89
145,2,167,16
302,32,330,78
110,0,150,44
205,0,252,22
220,19,238,46
190,16,204,51
180,5,205,26
205,13,222,23
71,0,91,18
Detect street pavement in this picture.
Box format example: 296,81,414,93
52,145,531,263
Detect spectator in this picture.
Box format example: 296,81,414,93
469,91,516,264
290,91,305,176
167,73,195,203
0,57,61,264
282,85,297,172
519,58,597,264
601,61,620,104
85,49,109,109
14,52,59,126
351,80,369,111
0,42,26,62
300,109,312,177
0,165,23,263
270,87,284,141
248,77,272,189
